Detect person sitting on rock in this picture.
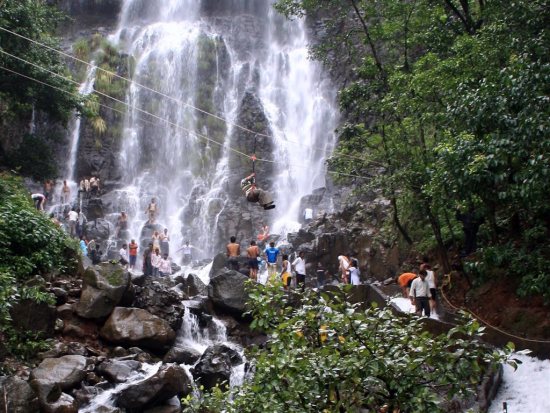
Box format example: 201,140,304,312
240,173,275,210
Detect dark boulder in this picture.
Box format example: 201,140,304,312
9,299,56,338
192,344,243,390
97,360,143,383
115,364,192,411
30,355,88,391
208,269,249,317
76,263,131,319
0,376,39,413
100,307,176,351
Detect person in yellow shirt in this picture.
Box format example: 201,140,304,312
280,254,292,290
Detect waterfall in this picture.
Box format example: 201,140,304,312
110,0,339,262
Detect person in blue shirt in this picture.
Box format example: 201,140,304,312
264,241,280,283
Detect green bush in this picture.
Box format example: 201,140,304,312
0,174,78,354
184,283,514,413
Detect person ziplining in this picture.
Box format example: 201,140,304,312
240,136,275,210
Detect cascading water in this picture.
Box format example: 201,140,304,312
49,64,97,214
109,0,338,265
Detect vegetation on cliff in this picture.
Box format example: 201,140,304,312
184,283,513,412
275,0,550,301
0,174,78,357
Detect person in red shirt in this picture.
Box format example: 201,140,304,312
128,239,138,271
397,271,418,298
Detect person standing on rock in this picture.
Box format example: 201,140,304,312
409,269,431,317
247,240,261,281
84,177,90,199
67,208,78,237
159,253,172,276
115,211,128,237
264,241,280,284
62,180,70,204
280,254,292,290
348,260,361,285
79,236,88,257
119,243,129,268
152,230,161,252
151,248,162,276
90,176,99,196
145,198,158,224
143,242,153,276
316,262,328,288
43,179,53,202
128,239,138,270
421,262,437,316
76,208,87,239
226,236,241,271
292,251,307,291
160,228,170,256
178,240,193,265
338,254,350,284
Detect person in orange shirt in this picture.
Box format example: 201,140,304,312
128,239,138,271
397,271,418,298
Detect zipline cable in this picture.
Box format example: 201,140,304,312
0,59,370,180
0,24,378,166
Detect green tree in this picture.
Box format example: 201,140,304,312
275,0,550,298
184,284,513,412
0,0,83,122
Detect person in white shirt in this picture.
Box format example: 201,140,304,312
292,251,306,291
119,244,129,268
151,248,162,276
409,270,432,317
31,193,46,210
348,261,361,285
159,253,172,277
177,241,193,265
67,208,78,237
421,263,437,314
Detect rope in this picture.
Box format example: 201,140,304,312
440,275,550,344
0,24,381,166
0,59,369,180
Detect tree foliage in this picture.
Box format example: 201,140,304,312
275,0,550,299
0,174,78,355
0,0,83,122
184,284,512,412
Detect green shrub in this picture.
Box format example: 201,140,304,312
0,174,78,355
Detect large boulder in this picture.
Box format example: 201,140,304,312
100,307,176,351
208,269,249,316
76,263,131,319
9,298,56,338
30,355,88,390
30,380,78,413
0,376,39,413
85,218,112,244
192,344,243,390
208,252,228,278
163,343,202,365
115,364,192,411
132,278,186,330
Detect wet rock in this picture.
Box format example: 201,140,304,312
9,299,56,338
100,307,176,351
288,228,316,246
115,364,192,411
208,269,249,317
192,344,243,390
0,376,39,413
97,360,142,383
73,384,103,406
132,278,185,330
86,197,105,220
51,287,69,305
175,273,207,297
76,263,131,319
30,355,88,390
209,252,228,278
85,218,112,244
163,344,202,365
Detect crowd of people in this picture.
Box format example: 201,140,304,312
225,235,362,291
